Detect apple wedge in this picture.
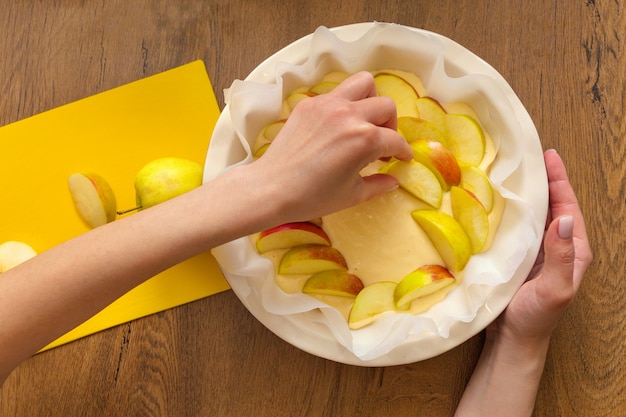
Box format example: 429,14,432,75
255,222,331,253
394,265,456,310
348,281,398,330
450,186,490,254
0,241,37,273
415,97,447,129
411,209,472,272
397,116,447,145
445,114,486,166
374,73,419,117
302,270,364,297
286,91,315,111
68,172,117,228
262,119,286,141
410,139,461,190
309,81,339,95
380,159,443,208
253,143,270,159
278,245,348,275
459,163,494,213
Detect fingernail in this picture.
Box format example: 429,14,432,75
558,215,574,240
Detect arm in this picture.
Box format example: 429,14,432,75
454,149,593,416
0,71,413,384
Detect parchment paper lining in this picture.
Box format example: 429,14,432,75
209,23,537,360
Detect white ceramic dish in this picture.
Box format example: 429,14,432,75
205,22,547,366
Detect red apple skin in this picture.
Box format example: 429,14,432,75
411,139,461,188
255,222,331,253
418,265,453,280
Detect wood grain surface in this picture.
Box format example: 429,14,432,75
1,1,624,416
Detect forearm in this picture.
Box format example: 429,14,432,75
454,329,550,417
0,164,281,382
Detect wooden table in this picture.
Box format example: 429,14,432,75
0,1,623,416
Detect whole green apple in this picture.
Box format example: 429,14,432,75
128,157,203,212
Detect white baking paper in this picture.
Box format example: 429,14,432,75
208,23,538,361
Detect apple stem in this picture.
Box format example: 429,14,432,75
116,206,141,215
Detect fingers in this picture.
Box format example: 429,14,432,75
544,150,592,291
545,149,579,219
328,72,413,162
329,71,378,100
360,173,400,201
538,215,577,306
330,71,398,129
373,123,414,161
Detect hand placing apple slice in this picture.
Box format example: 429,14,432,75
459,163,494,213
410,139,461,190
302,270,364,297
256,222,331,253
348,281,398,330
393,265,456,310
380,159,443,208
278,245,348,275
397,116,447,145
68,172,117,228
411,209,472,272
445,113,486,166
0,241,37,273
450,186,490,254
374,73,420,118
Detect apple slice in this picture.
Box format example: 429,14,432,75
445,114,486,165
309,81,339,95
415,97,447,129
253,143,270,159
255,222,331,253
411,209,472,272
374,73,419,117
278,245,348,275
348,281,398,330
262,119,286,141
393,265,456,310
459,163,494,213
68,173,117,228
410,139,461,190
450,186,490,254
0,241,37,273
286,91,315,110
397,116,447,145
302,270,364,297
380,159,443,208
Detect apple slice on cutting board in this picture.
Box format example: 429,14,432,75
68,173,117,228
0,241,37,273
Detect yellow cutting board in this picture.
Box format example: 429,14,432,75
0,60,230,351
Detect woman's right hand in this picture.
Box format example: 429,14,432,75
243,71,413,224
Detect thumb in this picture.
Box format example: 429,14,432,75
360,173,400,201
537,215,576,306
